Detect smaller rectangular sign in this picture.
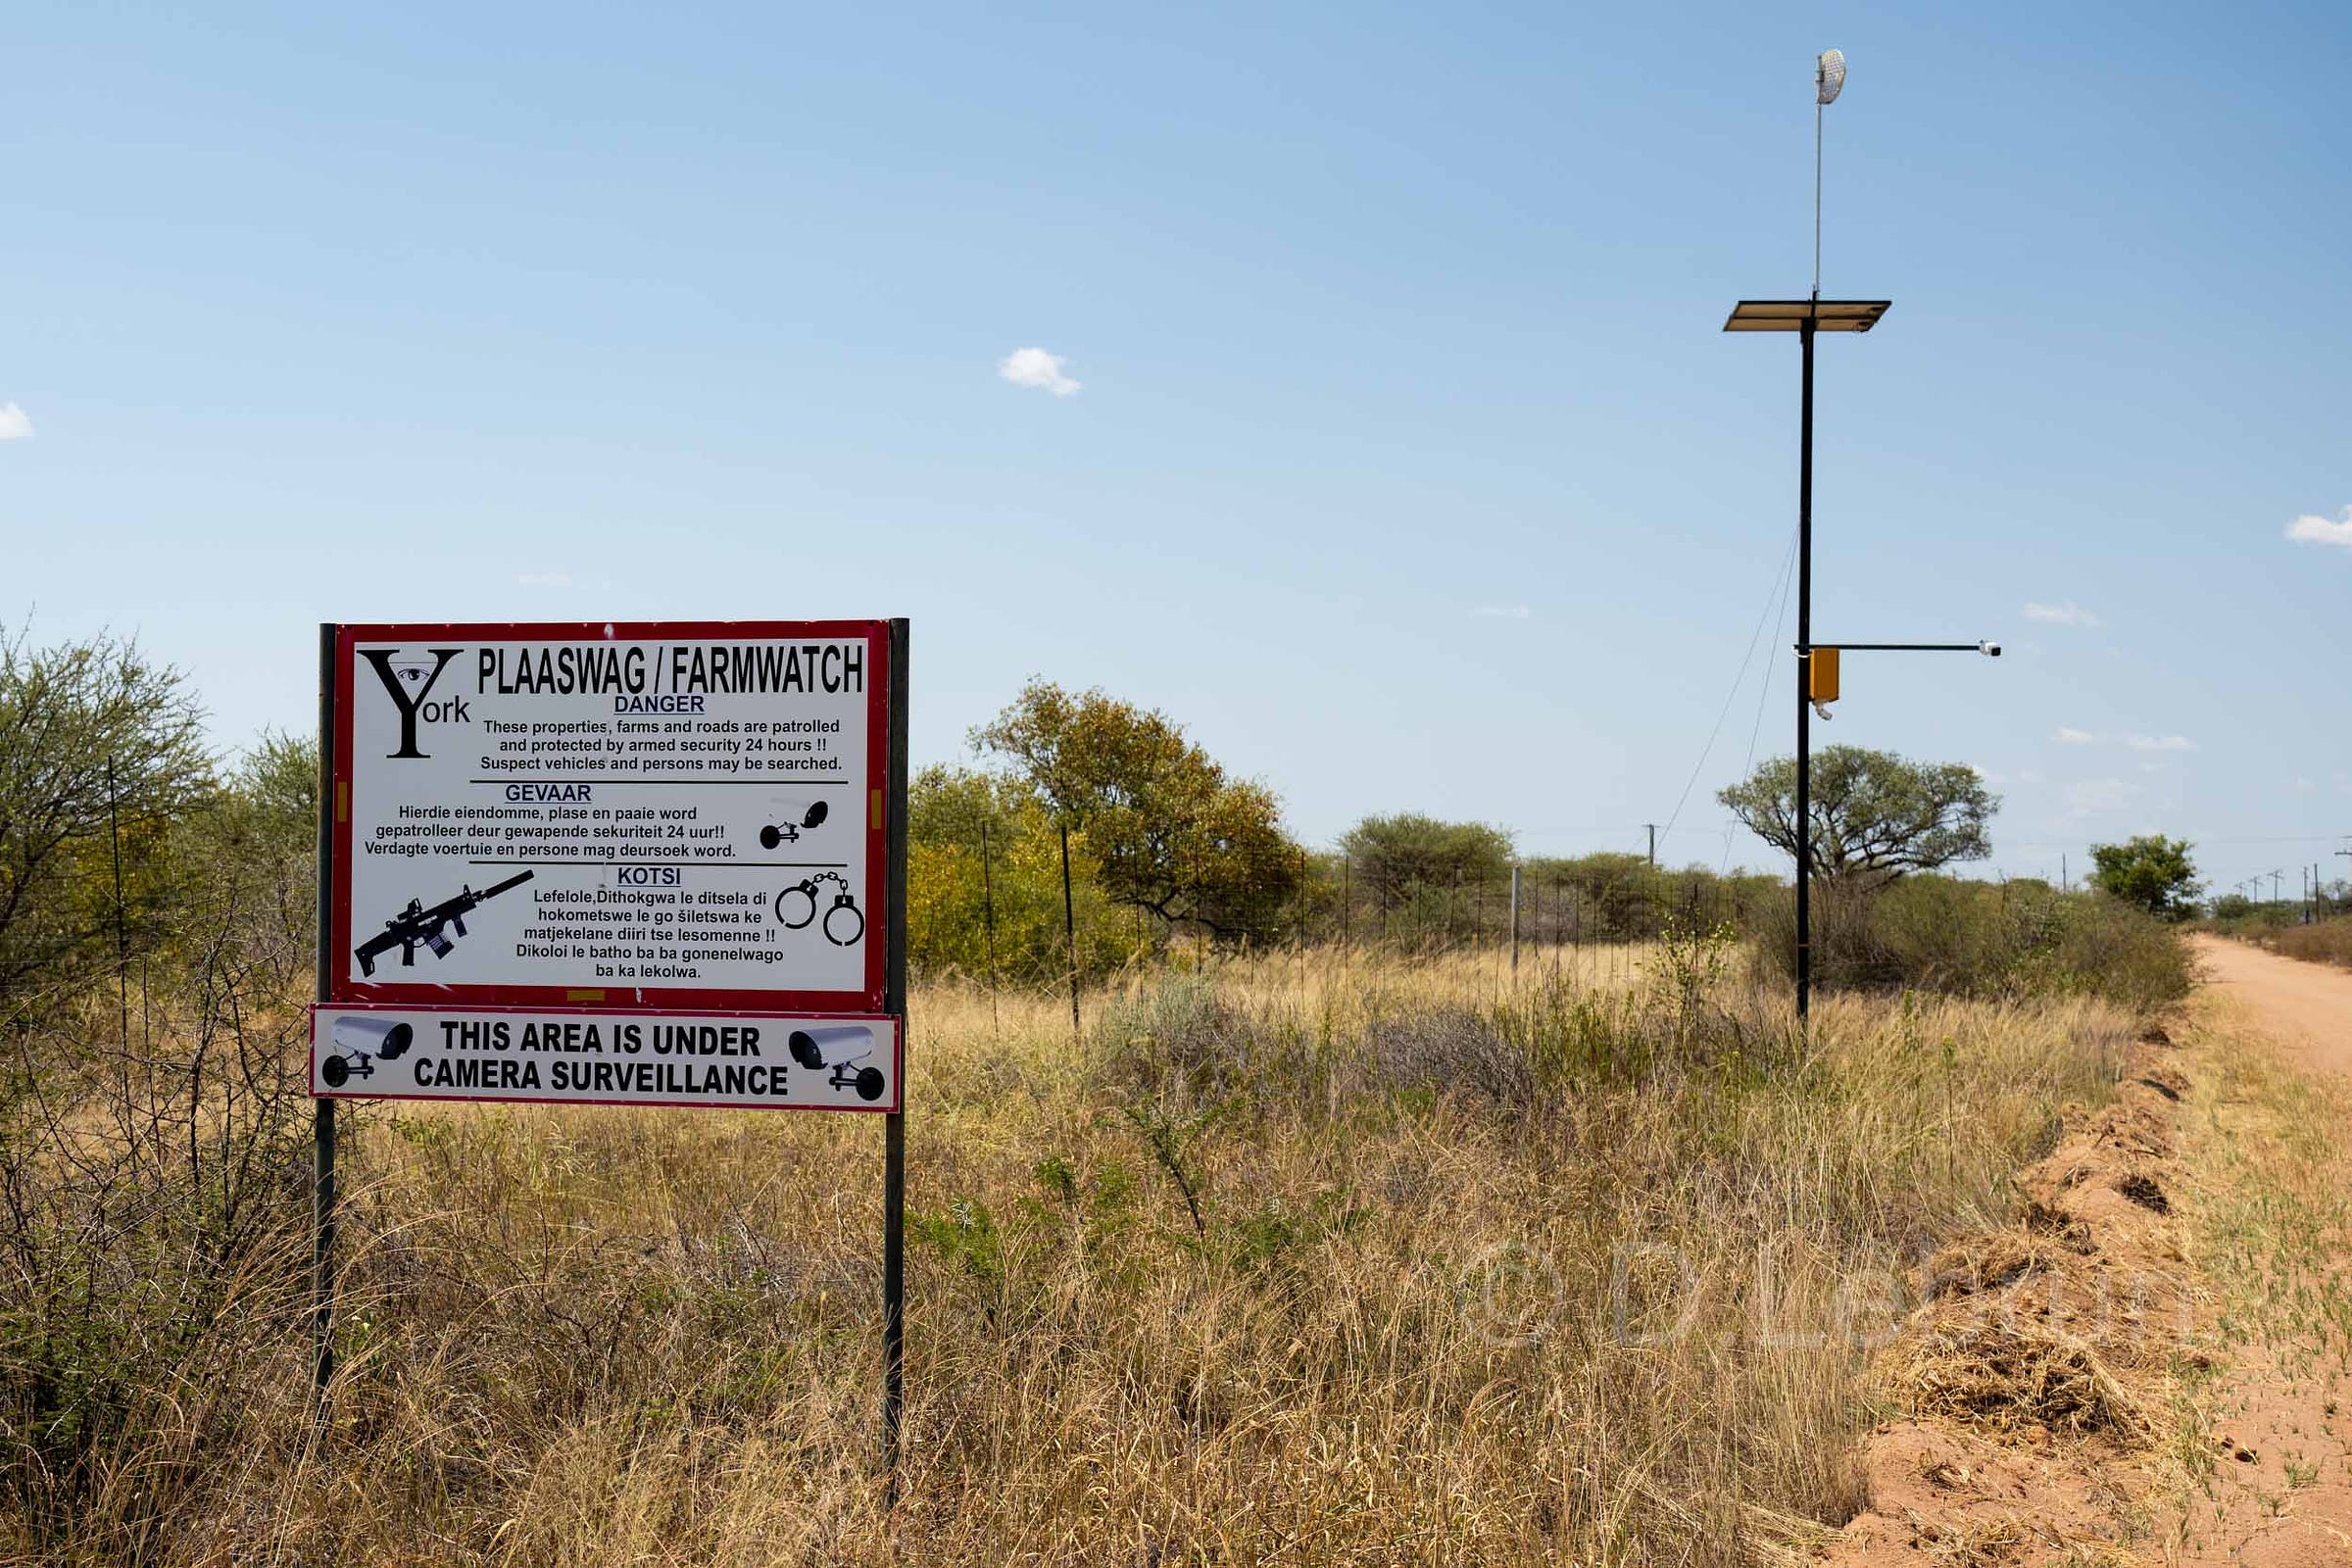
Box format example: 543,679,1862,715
310,1004,900,1112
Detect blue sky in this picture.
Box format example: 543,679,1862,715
6,1,2347,892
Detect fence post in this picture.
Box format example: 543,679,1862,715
979,816,1001,1040
1059,822,1081,1041
1510,864,1522,974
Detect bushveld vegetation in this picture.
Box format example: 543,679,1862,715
8,946,2145,1564
2265,915,2352,970
1755,875,2194,1010
910,688,1777,984
2213,910,2352,972
0,633,2190,1563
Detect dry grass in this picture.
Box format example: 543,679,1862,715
2250,915,2352,972
1892,1319,2153,1440
2,944,2141,1566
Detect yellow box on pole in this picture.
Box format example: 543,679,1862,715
1807,646,1839,703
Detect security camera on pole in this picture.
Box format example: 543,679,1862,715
1724,51,1999,1023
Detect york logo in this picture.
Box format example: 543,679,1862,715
360,649,469,759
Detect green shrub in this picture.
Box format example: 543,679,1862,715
1752,875,2189,1010
2242,915,2352,972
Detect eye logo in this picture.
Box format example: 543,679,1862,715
359,648,467,759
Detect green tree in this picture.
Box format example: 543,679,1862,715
2087,834,2202,922
160,730,321,991
1340,814,1514,909
0,630,211,1010
906,765,1150,981
972,682,1298,943
1717,746,1996,884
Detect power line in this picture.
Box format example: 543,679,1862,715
1724,529,1800,873
1660,525,1801,848
2188,833,2352,846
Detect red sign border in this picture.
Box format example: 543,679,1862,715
308,1003,902,1113
329,619,890,1013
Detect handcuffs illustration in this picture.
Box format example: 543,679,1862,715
774,869,864,947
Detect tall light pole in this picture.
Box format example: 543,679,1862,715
1724,52,1876,1024
1725,51,1995,1022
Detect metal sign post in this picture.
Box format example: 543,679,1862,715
881,617,908,1492
313,624,337,1413
310,618,911,1479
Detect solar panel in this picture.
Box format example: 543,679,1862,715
1722,300,1890,333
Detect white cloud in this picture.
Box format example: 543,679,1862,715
0,403,33,441
2052,726,2195,753
998,347,1081,397
1472,604,1531,619
2064,777,2136,817
2285,506,2352,550
515,571,575,588
2023,599,2101,627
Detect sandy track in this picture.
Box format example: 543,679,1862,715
1818,939,2352,1565
2190,933,2352,1070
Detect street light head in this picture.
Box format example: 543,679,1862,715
1980,641,2002,658
1816,49,1846,105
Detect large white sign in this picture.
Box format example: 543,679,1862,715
311,1004,900,1111
333,621,888,1011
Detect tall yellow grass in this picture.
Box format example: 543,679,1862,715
10,946,2135,1566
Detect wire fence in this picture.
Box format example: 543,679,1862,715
1279,856,1768,956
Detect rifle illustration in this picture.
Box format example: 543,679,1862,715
356,870,535,977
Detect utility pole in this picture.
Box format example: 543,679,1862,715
2273,868,2285,906
1643,823,1658,868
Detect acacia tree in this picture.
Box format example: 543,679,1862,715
972,681,1298,943
1717,745,1995,884
0,631,211,1009
2087,834,2202,921
1338,814,1513,906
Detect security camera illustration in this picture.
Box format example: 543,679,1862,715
788,1024,889,1102
319,1015,416,1089
356,870,535,976
773,869,864,947
758,796,830,850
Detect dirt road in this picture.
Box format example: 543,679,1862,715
2190,933,2352,1072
